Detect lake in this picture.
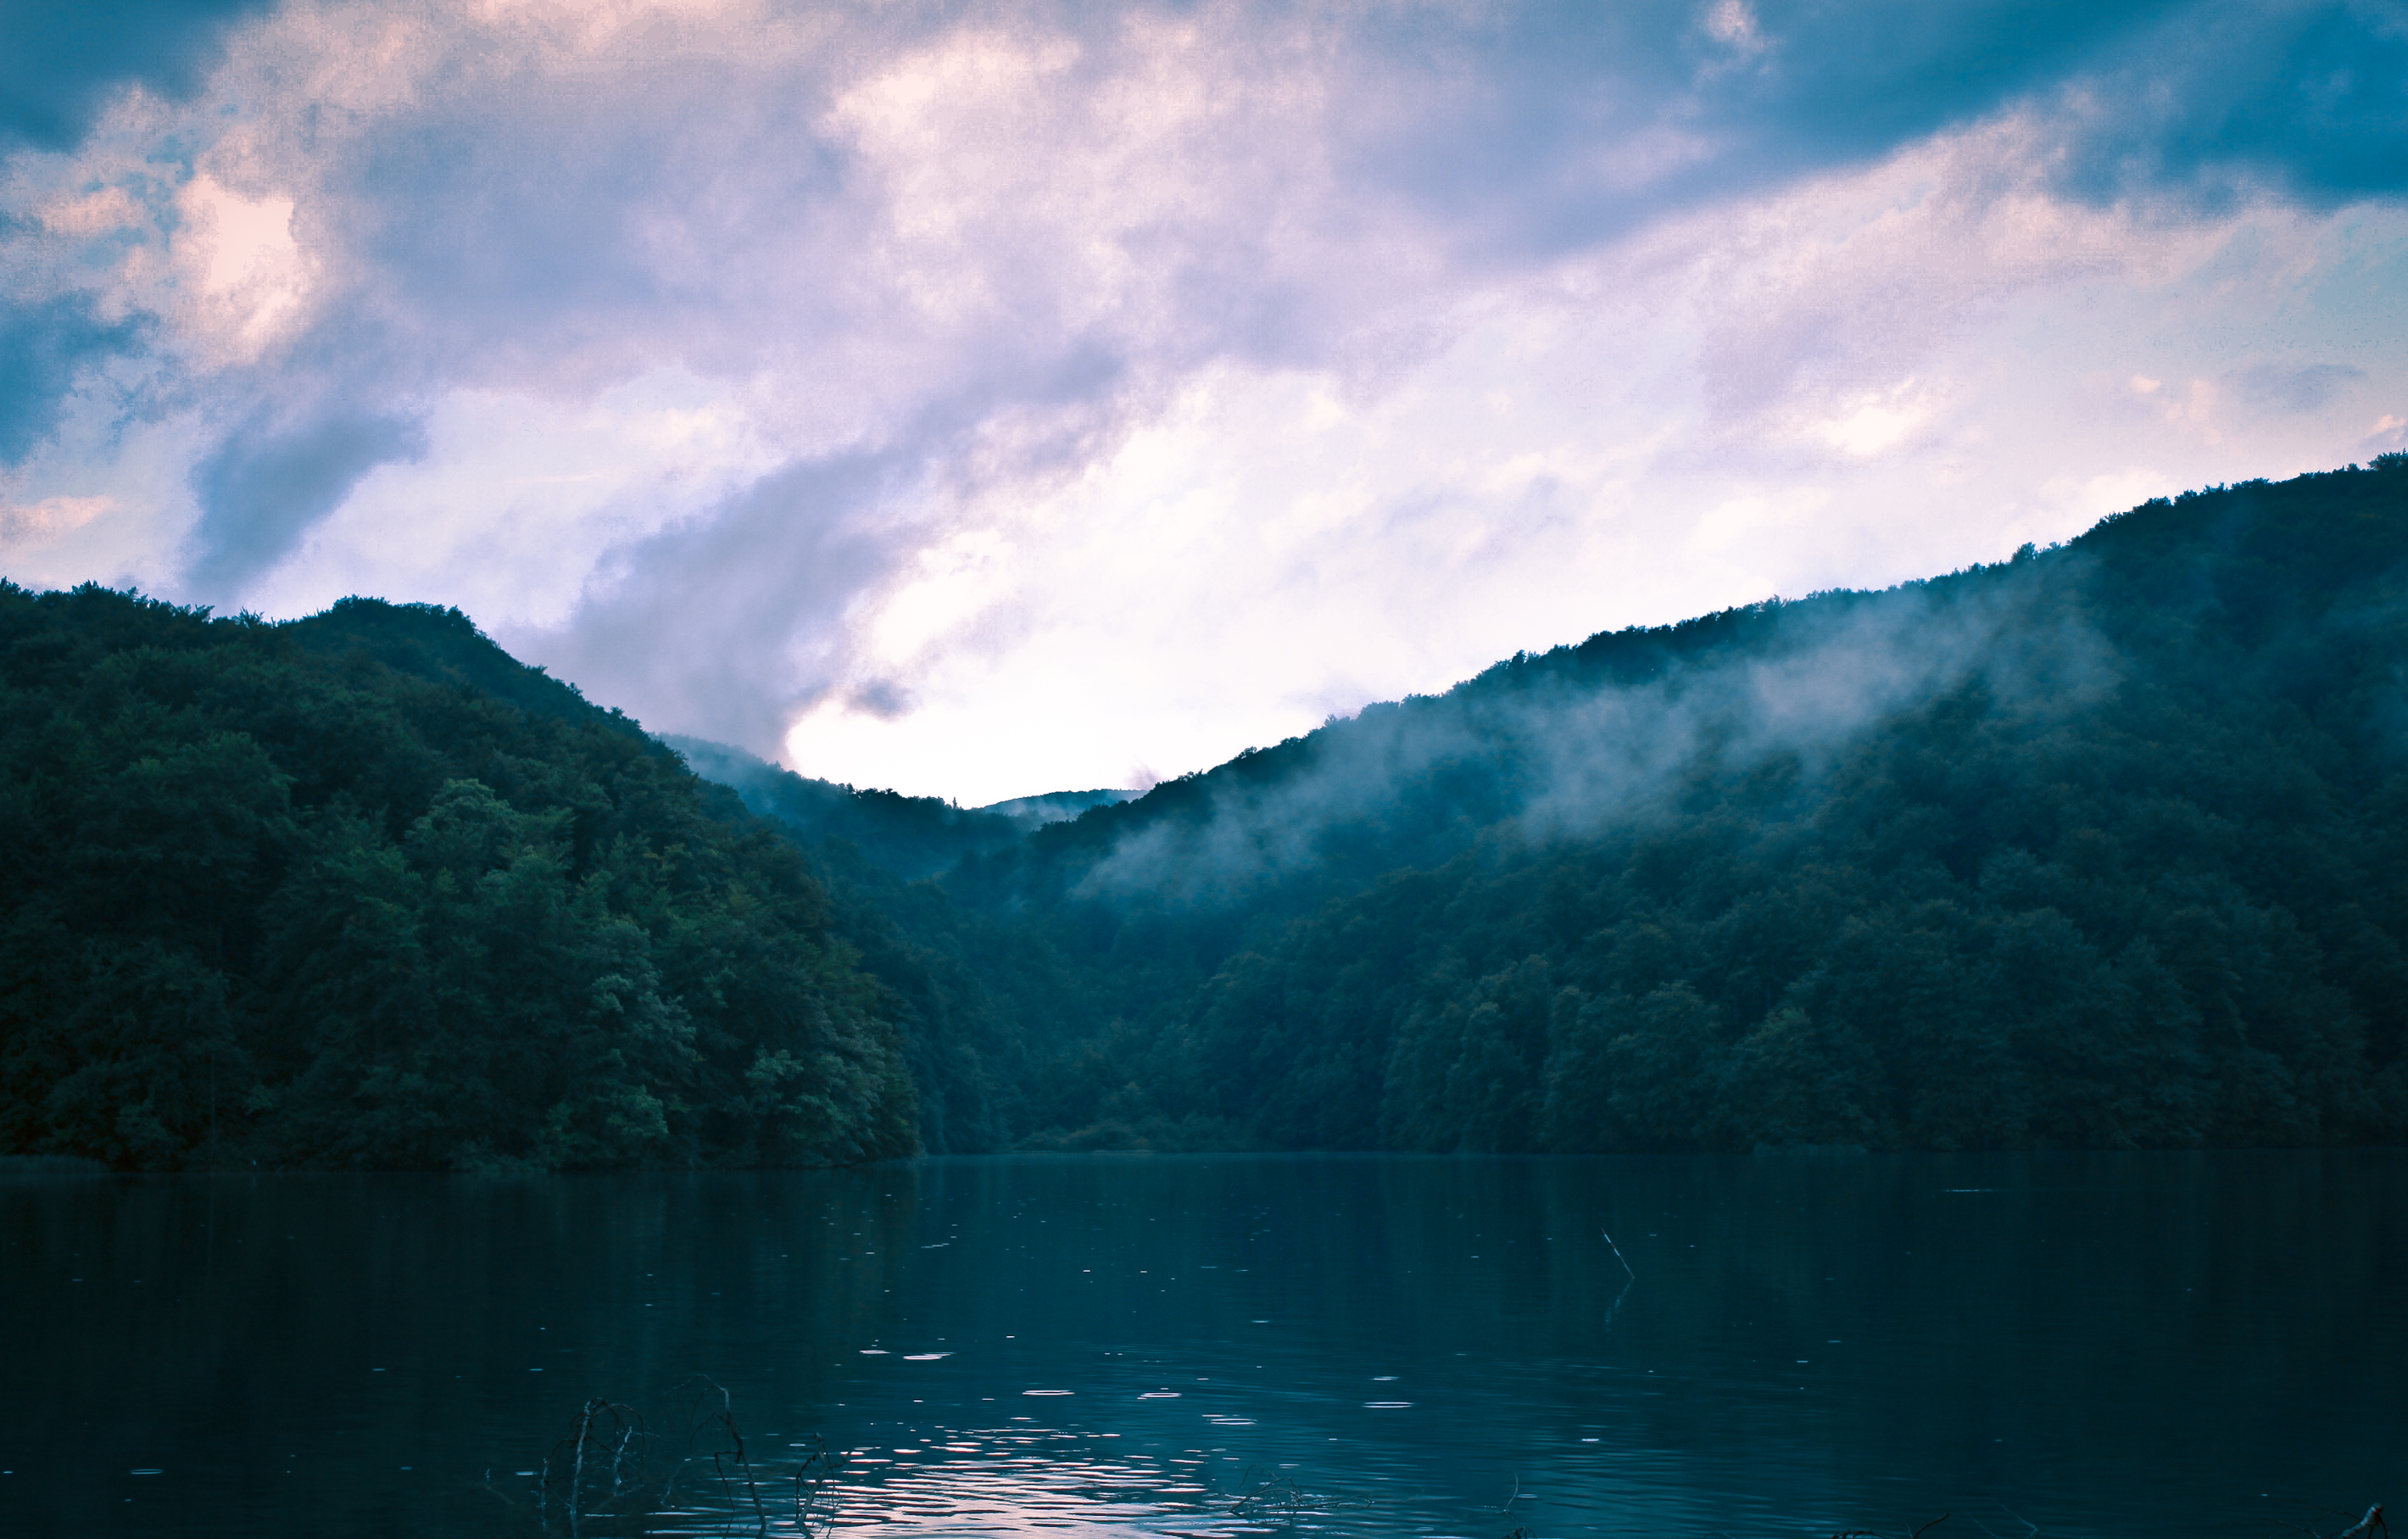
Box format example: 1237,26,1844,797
2,1151,2401,1538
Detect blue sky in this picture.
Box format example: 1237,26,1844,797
2,0,2404,801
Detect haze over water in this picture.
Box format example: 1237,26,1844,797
3,1152,2400,1537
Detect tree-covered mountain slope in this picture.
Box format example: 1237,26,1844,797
7,462,2405,1166
0,589,921,1170
958,462,2408,1151
662,736,1027,881
665,736,1133,877
657,736,1133,1154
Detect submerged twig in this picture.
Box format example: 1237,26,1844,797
788,1433,847,1537
539,1397,648,1536
1601,1228,1637,1281
674,1375,770,1536
2337,1505,2389,1539
527,1379,849,1537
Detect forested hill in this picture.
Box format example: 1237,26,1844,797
0,589,922,1171
966,462,2408,1152
664,736,1027,881
6,462,2407,1168
665,736,1133,878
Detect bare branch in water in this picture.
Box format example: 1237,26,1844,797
2337,1505,2389,1539
673,1374,770,1535
1601,1229,1637,1280
538,1397,648,1534
527,1380,848,1537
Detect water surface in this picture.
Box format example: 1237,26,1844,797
2,1151,2400,1538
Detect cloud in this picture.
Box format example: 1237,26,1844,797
189,410,425,594
173,173,311,362
2044,0,2408,207
519,445,927,752
0,0,2405,797
2235,360,2367,413
0,494,112,550
1309,0,2190,259
0,0,275,149
0,295,147,465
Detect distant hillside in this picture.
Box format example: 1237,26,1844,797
656,735,1096,1154
665,737,1133,873
663,736,1025,881
953,461,2408,1152
979,788,1136,834
0,590,921,1170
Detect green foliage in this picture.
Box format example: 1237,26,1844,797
10,466,2406,1165
663,735,1026,881
0,587,918,1170
961,466,2408,1152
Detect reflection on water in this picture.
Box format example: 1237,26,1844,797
520,1384,1511,1538
1,1152,2401,1539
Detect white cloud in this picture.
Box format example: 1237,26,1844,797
3,0,2407,802
1797,381,1939,458
174,173,311,360
0,495,113,550
1703,1,1766,55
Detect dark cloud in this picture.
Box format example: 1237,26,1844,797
2052,1,2408,207
343,100,844,384
189,413,428,597
1344,0,2189,254
0,0,275,149
1346,0,2404,256
509,448,922,755
1721,0,2189,147
849,680,917,720
0,295,145,464
2235,361,2367,412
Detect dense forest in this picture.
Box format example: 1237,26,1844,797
661,735,1126,881
954,460,2408,1152
0,592,925,1170
4,460,2406,1166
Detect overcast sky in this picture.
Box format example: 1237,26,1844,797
2,0,2404,802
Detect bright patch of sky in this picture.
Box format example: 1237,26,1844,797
2,0,2405,802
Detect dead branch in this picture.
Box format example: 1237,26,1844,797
2338,1506,2389,1539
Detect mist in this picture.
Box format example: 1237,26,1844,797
1064,546,2113,908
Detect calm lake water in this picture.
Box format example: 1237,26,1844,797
2,1151,2401,1539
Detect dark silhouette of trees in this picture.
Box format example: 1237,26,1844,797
8,461,2407,1165
0,588,918,1169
